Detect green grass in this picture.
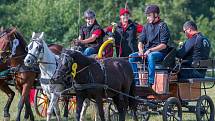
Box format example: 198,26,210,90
0,85,215,121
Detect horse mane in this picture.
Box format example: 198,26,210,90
14,30,27,48
0,27,12,38
1,27,27,49
48,44,63,55
66,49,96,65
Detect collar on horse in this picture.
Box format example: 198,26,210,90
70,59,108,91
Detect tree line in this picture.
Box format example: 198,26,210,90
1,0,215,56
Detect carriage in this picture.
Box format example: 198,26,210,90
34,40,215,121
96,38,215,121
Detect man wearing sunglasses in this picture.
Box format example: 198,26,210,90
177,21,211,79
105,8,143,57
129,4,170,86
76,9,104,56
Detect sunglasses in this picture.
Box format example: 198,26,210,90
183,28,189,33
85,17,95,20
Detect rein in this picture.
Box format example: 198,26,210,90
76,63,94,74
37,61,56,64
95,54,146,60
11,54,26,60
68,60,108,91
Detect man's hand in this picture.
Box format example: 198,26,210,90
144,49,151,57
74,39,82,46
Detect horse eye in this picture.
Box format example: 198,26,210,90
25,47,28,51
36,46,41,51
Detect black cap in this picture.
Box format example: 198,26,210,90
84,9,96,18
145,4,160,14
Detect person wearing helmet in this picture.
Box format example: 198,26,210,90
75,9,104,56
177,21,211,79
129,4,170,86
104,8,143,57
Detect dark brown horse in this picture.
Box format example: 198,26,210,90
0,27,63,121
0,60,14,121
53,49,137,121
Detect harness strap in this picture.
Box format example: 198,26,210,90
74,83,108,90
0,69,10,78
98,60,108,98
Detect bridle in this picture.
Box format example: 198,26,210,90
0,33,17,63
54,51,99,82
54,52,74,78
27,38,44,64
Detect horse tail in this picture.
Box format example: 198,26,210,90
128,80,138,121
128,79,136,109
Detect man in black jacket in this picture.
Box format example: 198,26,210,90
177,21,211,79
76,9,104,56
129,4,170,86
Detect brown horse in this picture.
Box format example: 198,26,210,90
0,59,14,121
0,27,63,121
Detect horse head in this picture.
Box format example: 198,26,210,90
53,49,89,82
24,32,46,66
0,27,26,63
53,49,75,80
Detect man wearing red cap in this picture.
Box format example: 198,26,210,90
105,8,143,57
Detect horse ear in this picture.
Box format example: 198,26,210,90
39,32,44,39
32,32,35,39
7,27,16,36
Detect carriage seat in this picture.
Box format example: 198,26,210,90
176,59,215,83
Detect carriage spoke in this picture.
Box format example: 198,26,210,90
41,106,46,116
37,101,45,107
37,96,46,100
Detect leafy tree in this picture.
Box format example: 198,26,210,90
0,0,215,55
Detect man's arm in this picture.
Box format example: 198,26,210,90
148,43,167,52
138,42,144,56
79,29,102,44
138,27,146,56
152,22,169,51
144,23,169,56
79,34,97,44
144,43,167,56
177,40,193,59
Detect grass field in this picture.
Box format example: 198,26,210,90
0,84,215,121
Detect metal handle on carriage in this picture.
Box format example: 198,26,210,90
97,22,118,59
98,38,115,59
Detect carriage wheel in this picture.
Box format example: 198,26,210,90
59,96,77,115
98,39,114,59
163,97,182,121
196,95,214,121
68,96,77,114
107,101,119,121
136,104,150,121
34,89,49,117
126,103,150,121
